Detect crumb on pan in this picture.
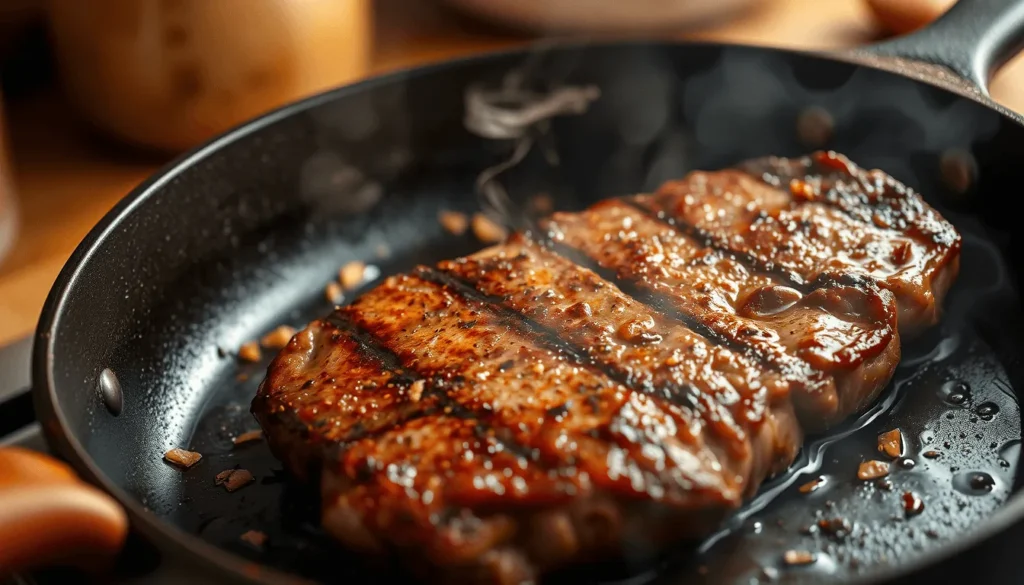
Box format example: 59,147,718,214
260,325,296,350
902,491,925,517
233,430,263,446
216,468,255,492
798,476,825,494
240,529,268,547
236,373,249,382
471,213,508,243
783,550,816,566
375,243,390,259
164,448,202,469
878,429,903,459
325,281,344,305
339,261,367,290
238,341,261,363
857,460,890,480
438,210,469,235
530,193,554,214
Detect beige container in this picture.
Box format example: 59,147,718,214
47,0,373,152
0,92,17,267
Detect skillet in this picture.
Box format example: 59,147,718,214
2,0,1024,583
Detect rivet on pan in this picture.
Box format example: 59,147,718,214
98,368,123,416
939,148,977,196
796,106,834,148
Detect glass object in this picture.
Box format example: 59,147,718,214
47,0,373,152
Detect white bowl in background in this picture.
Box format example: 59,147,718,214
441,0,768,33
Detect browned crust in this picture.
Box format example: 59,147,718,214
251,153,959,584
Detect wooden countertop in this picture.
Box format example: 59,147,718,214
1,0,1023,346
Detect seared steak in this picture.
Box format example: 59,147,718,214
252,152,960,584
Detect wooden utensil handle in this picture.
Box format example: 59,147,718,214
0,447,128,577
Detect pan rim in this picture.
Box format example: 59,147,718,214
31,38,1024,585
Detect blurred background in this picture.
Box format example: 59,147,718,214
0,0,1020,346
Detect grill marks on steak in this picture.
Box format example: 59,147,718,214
660,151,960,336
254,152,960,584
343,274,737,505
545,201,900,429
252,319,440,482
435,235,800,489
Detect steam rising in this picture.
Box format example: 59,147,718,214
679,47,1002,187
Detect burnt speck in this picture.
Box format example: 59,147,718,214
783,550,817,566
240,530,268,548
216,469,255,492
875,477,894,491
857,460,890,480
817,517,852,539
878,429,903,458
164,448,202,469
232,430,263,446
545,403,571,420
903,491,925,517
798,476,826,494
923,450,941,459
925,529,940,539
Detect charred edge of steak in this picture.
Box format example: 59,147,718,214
622,196,809,290
251,381,326,482
252,320,445,482
416,265,703,412
743,150,961,249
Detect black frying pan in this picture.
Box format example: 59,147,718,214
3,0,1024,583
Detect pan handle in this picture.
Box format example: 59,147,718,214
856,0,1024,94
0,447,128,578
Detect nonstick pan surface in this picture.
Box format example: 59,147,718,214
29,2,1024,584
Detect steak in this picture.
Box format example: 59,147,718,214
252,152,960,584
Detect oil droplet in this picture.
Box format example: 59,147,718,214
940,380,971,406
976,402,1000,421
952,471,996,495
